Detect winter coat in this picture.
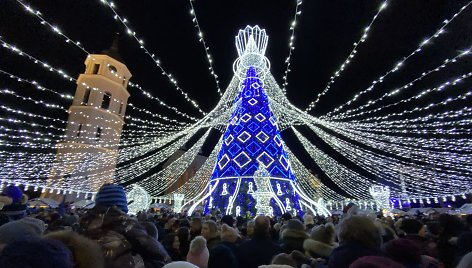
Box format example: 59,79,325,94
236,234,283,268
279,228,308,254
79,205,171,268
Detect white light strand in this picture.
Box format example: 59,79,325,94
310,124,471,198
0,39,190,126
293,127,381,200
15,0,88,53
140,129,211,195
115,127,203,183
324,1,472,116
188,0,222,96
305,0,389,111
319,120,472,174
285,145,345,201
281,0,303,94
100,0,206,115
330,50,472,120
8,5,199,121
169,136,223,201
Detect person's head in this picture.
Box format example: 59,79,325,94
382,238,421,266
400,219,423,235
438,214,463,237
254,215,270,237
0,217,46,250
1,185,23,204
220,215,234,227
177,226,190,244
281,212,292,224
303,214,315,227
310,223,336,245
338,215,382,249
349,256,404,268
207,244,237,268
94,184,128,213
201,220,218,240
271,253,296,267
190,217,202,234
187,236,209,268
0,239,73,268
220,224,238,243
162,233,180,251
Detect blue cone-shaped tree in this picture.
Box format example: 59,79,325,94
204,66,303,217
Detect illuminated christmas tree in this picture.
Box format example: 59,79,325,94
187,26,329,217
202,65,305,216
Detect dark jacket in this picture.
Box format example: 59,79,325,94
237,234,283,268
206,236,221,250
79,205,171,268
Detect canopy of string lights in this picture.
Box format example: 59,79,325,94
0,0,471,212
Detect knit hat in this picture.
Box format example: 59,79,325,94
94,184,128,213
285,219,305,231
310,223,336,245
0,217,46,245
1,185,23,204
303,214,315,226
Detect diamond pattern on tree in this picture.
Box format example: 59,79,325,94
255,131,269,143
225,134,234,146
265,143,278,156
237,131,251,143
247,141,262,156
255,113,266,122
247,122,260,132
240,113,252,123
233,124,243,134
274,134,282,147
263,123,274,134
248,98,258,106
218,154,230,169
228,143,242,156
256,151,275,168
251,82,261,89
234,151,251,168
279,154,290,171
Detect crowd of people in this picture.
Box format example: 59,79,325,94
0,183,471,268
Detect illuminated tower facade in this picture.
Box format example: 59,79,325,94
49,39,132,194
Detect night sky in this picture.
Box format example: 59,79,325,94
0,0,471,196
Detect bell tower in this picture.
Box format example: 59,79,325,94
49,36,132,196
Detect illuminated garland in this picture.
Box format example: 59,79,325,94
305,0,389,112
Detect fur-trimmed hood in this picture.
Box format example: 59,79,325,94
44,230,105,268
303,238,338,258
